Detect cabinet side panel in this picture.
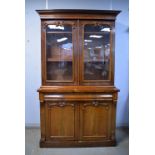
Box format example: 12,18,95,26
40,103,45,141
111,101,117,140
41,21,46,85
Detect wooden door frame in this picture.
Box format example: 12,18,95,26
41,20,79,86
78,20,115,86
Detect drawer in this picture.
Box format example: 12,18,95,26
44,93,113,102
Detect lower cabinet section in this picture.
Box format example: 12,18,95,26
39,93,117,147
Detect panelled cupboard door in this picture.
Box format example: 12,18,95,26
79,20,115,85
80,101,112,141
45,101,78,140
42,20,78,85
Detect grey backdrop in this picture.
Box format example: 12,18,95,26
25,0,129,127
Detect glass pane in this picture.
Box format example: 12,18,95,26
47,62,72,81
46,24,72,32
84,24,110,33
83,24,110,80
46,26,73,81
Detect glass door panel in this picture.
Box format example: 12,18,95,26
83,24,111,81
46,23,74,82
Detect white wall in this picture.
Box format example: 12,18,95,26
25,0,129,127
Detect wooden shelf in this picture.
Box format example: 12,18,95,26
46,31,72,34
47,58,72,62
84,59,104,62
47,58,104,62
84,32,109,34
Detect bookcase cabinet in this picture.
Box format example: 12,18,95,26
37,9,120,147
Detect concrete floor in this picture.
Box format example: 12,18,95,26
25,128,129,155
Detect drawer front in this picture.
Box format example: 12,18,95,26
45,101,78,141
79,101,112,141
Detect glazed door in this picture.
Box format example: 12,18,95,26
45,101,78,141
80,101,111,141
79,21,114,85
42,20,78,85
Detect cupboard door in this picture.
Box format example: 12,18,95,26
42,20,78,85
45,101,78,141
80,101,111,141
79,21,114,85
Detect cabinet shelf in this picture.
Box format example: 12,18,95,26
47,58,72,62
47,59,105,62
47,31,72,34
84,59,104,62
84,32,109,34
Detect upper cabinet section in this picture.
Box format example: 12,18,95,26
37,10,121,86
